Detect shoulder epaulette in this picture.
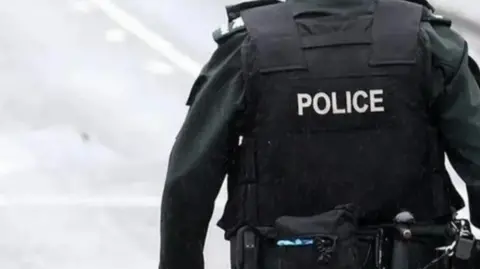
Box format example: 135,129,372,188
212,17,247,44
422,11,452,27
212,0,281,44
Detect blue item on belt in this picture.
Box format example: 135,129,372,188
277,238,314,246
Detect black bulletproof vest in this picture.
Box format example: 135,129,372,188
218,0,463,238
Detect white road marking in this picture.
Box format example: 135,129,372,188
20,0,206,209
90,0,202,77
71,0,96,13
105,28,127,43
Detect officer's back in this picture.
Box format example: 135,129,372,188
218,0,459,235
160,0,480,269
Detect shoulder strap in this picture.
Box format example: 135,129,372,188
370,0,424,66
240,3,308,73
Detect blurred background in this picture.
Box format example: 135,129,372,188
0,0,477,268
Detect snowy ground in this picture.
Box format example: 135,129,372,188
0,0,477,268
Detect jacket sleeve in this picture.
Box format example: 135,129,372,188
428,23,480,227
159,31,247,269
460,56,480,227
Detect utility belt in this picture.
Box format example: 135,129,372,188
230,205,479,269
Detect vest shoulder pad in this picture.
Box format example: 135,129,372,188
225,0,280,22
422,12,452,27
212,0,281,44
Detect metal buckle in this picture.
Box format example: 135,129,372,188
314,235,337,264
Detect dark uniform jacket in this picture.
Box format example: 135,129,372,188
159,0,480,268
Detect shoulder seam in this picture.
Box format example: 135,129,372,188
447,40,468,85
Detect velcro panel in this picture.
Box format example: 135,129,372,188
240,3,308,73
302,31,372,49
370,0,424,66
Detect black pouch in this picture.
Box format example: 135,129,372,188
269,204,363,269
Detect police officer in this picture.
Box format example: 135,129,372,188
159,0,480,268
